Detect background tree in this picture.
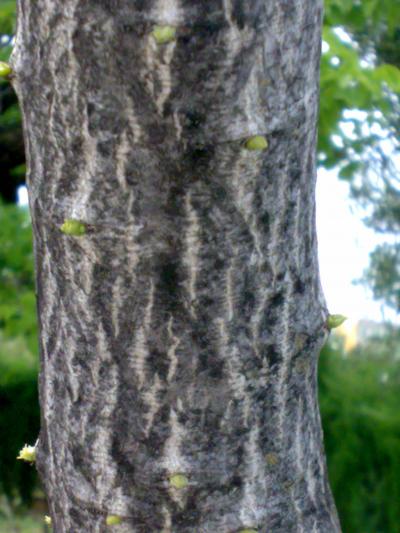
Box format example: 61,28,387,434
10,0,343,531
0,0,25,203
0,203,39,506
319,334,400,533
321,0,400,311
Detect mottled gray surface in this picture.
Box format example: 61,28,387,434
12,0,341,531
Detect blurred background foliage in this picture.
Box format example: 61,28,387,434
319,337,400,533
0,0,399,531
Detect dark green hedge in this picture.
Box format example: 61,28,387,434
0,363,40,504
319,336,400,533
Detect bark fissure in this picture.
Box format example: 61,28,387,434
12,0,340,531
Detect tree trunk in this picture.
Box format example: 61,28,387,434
12,1,341,531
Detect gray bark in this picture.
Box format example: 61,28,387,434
12,0,341,531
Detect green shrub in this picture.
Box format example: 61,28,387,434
0,336,39,504
0,202,39,504
320,336,400,533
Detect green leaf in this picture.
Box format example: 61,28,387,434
373,64,400,92
339,161,362,180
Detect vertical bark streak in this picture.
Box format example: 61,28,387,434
12,0,340,531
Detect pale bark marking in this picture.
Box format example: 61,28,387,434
152,0,182,25
70,113,97,221
143,374,163,436
183,191,200,318
294,193,303,272
144,37,156,99
173,110,183,140
124,95,143,144
161,504,173,533
132,279,155,389
91,353,119,507
276,272,291,441
292,397,306,532
217,318,251,425
162,406,190,493
115,130,130,192
228,150,266,361
111,274,124,337
242,50,266,138
223,0,242,55
239,424,267,528
167,315,181,382
156,40,177,115
146,0,179,115
225,256,235,322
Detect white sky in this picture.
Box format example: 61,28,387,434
317,30,400,324
316,168,399,324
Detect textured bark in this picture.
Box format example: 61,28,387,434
12,1,341,531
